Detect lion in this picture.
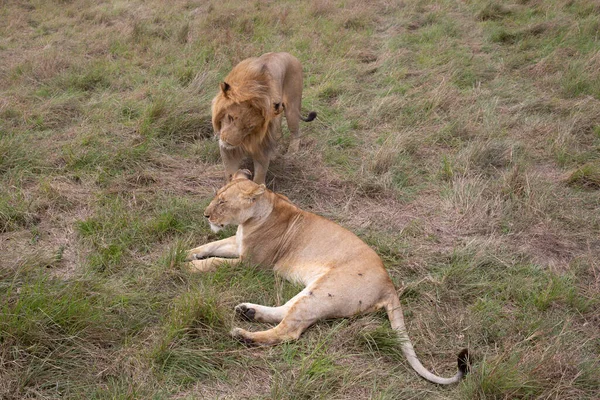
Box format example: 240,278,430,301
212,52,317,184
186,170,470,385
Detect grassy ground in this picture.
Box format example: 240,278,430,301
1,0,599,398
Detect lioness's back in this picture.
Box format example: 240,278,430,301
270,195,382,267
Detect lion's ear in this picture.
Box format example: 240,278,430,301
220,81,231,97
273,102,283,115
232,169,252,180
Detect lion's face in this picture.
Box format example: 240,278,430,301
218,102,264,148
204,171,266,231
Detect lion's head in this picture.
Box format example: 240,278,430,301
214,99,265,148
204,170,267,232
211,60,282,152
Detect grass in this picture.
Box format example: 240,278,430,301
1,0,599,398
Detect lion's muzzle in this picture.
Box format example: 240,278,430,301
219,138,238,150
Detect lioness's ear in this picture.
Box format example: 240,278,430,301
220,82,231,97
232,169,252,180
252,184,266,198
242,183,266,201
273,102,283,115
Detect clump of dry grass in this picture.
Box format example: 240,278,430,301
369,130,419,175
309,0,335,17
139,97,213,142
458,140,523,176
476,2,512,21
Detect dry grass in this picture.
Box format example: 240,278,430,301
1,0,599,398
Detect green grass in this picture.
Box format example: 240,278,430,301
568,161,600,190
1,0,599,398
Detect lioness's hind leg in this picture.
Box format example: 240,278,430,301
231,317,314,345
231,288,322,345
234,286,315,324
234,303,286,323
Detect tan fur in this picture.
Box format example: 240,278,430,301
212,52,316,184
186,171,470,385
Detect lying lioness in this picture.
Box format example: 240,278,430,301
187,170,469,384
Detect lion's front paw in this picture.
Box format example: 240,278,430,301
235,304,256,321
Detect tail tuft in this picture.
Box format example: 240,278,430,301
457,349,471,375
302,111,317,122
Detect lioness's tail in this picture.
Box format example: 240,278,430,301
300,111,317,122
385,295,470,385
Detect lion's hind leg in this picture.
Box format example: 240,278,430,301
284,102,301,153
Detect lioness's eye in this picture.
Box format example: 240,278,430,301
227,115,234,123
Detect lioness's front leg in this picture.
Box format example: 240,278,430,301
189,257,240,272
186,236,238,261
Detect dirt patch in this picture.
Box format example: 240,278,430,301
518,225,579,271
108,156,224,198
172,366,272,399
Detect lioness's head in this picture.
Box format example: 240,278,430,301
204,170,267,232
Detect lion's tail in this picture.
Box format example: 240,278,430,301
300,111,317,122
384,294,470,385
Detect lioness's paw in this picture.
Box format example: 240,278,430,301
185,251,196,261
234,304,256,321
230,327,254,345
185,251,207,262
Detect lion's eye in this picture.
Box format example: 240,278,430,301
227,115,234,123
217,199,225,205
